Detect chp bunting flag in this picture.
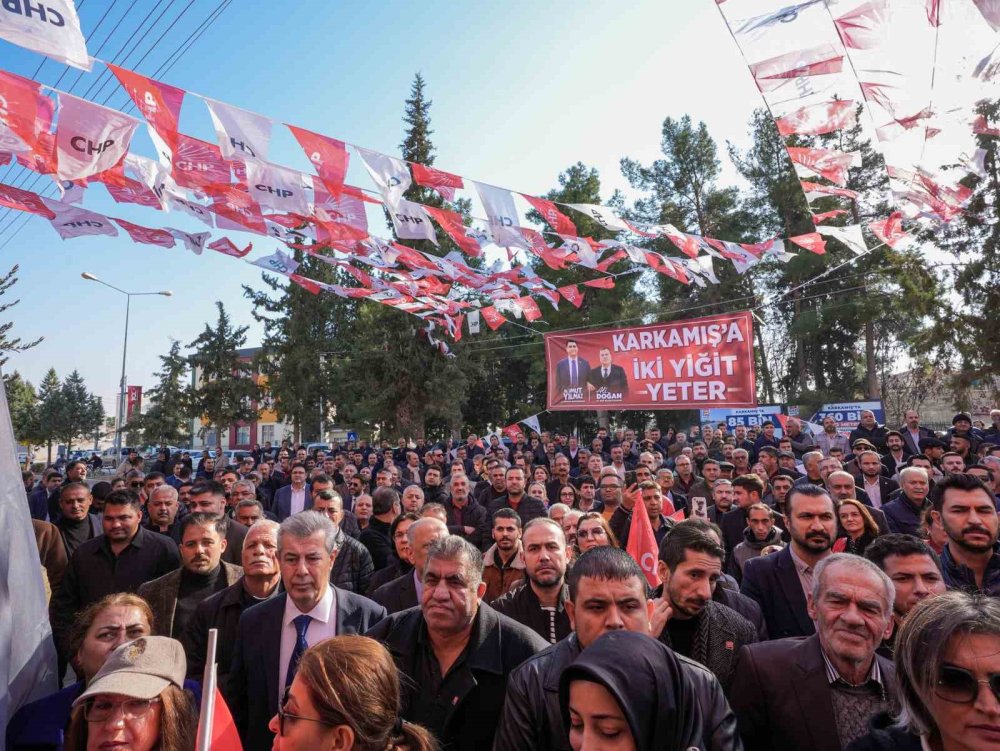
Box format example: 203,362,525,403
113,217,175,248
41,197,116,239
786,146,858,186
582,276,615,289
390,199,438,243
0,182,54,217
788,232,828,255
286,125,349,196
625,490,659,587
0,70,54,154
479,306,507,330
817,223,869,255
775,100,858,136
289,274,323,294
107,64,185,151
170,134,230,190
424,205,482,257
168,227,210,253
411,162,463,201
868,211,910,249
208,237,252,258
250,249,299,275
0,0,91,70
564,203,631,233
55,94,139,181
356,147,411,208
516,296,543,322
521,194,577,235
475,182,525,249
520,413,542,436
204,98,272,161
244,160,311,215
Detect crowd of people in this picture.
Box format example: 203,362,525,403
10,406,1000,751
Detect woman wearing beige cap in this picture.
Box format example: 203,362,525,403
271,635,436,751
65,636,197,751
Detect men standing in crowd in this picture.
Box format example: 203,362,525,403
864,534,946,656
228,512,386,751
492,518,571,644
816,416,850,457
145,485,182,539
719,474,767,556
311,490,373,594
54,482,101,557
49,489,180,658
187,481,248,566
184,520,282,683
273,463,310,520
784,417,815,458
857,450,897,509
366,536,546,751
900,409,934,456
488,467,546,524
138,513,243,639
653,520,758,692
850,409,888,451
359,486,400,571
882,467,932,536
731,504,783,581
444,472,488,550
494,546,737,751
731,554,897,751
933,473,1000,595
482,509,525,602
617,480,674,547
371,517,448,614
741,485,837,639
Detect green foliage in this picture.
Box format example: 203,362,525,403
128,340,193,446
4,370,43,447
188,302,260,442
56,370,105,454
0,265,42,366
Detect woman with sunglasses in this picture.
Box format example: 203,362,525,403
65,636,196,751
558,484,580,510
270,635,436,751
849,591,1000,751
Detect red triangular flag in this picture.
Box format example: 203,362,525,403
557,284,585,308
583,277,615,289
479,306,507,330
669,508,685,522
196,687,243,751
788,232,827,255
626,499,660,587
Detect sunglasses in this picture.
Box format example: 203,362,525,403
936,665,1000,704
276,687,333,736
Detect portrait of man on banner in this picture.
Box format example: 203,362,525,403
587,346,629,403
554,339,590,404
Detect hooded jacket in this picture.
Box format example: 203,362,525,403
730,527,784,580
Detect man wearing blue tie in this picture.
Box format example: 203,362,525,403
555,339,591,398
227,512,387,751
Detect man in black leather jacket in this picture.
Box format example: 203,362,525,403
493,546,740,751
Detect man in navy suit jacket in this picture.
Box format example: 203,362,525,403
227,511,386,751
740,485,838,640
586,346,629,398
554,339,590,394
273,463,311,521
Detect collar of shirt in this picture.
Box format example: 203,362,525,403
413,568,424,601
282,585,335,628
788,545,813,578
820,644,883,689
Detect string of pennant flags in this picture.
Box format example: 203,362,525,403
0,32,942,341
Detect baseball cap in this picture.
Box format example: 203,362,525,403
73,637,186,706
952,412,973,425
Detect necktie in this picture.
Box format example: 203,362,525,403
285,614,312,688
571,360,577,386
603,368,609,379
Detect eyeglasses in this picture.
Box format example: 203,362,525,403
935,665,1000,704
85,697,160,722
276,688,334,736
599,484,621,490
577,527,608,540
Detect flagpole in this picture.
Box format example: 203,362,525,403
196,628,219,751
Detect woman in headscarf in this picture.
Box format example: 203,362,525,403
559,630,739,751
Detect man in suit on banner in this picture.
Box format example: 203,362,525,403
587,347,629,400
554,339,590,396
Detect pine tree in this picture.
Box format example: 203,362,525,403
131,340,193,446
37,367,66,462
4,370,43,456
56,370,105,456
0,264,42,366
188,302,260,446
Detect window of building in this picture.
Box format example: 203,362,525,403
236,425,251,446
261,424,275,443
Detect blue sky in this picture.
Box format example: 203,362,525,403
0,0,764,411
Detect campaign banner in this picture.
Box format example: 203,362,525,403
545,311,757,411
809,400,885,437
126,385,142,421
701,405,786,436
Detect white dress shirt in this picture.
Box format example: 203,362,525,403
290,486,307,515
277,586,337,698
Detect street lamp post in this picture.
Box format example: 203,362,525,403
81,273,172,462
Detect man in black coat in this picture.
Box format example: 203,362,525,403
371,517,447,614
442,473,490,551
585,346,629,398
487,467,547,524
227,512,386,751
366,535,546,751
493,546,739,751
358,486,399,571
741,485,838,640
730,554,897,751
182,519,282,683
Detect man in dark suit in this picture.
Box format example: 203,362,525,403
731,554,897,751
367,535,546,751
273,463,311,521
900,409,935,456
586,347,628,398
359,486,400,571
554,339,590,394
188,482,248,566
227,511,387,751
372,517,447,614
741,485,837,640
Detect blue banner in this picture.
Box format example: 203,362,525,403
701,405,787,436
809,401,885,437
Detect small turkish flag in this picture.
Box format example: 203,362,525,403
626,502,660,588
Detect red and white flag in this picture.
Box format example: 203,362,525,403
411,162,463,201
475,182,525,249
776,100,857,136
170,134,230,190
479,306,507,330
516,296,543,322
557,284,585,308
868,211,910,249
625,497,659,587
168,228,211,254
42,197,116,239
788,232,828,254
0,71,53,155
287,125,349,196
522,195,577,235
55,94,138,181
390,199,438,243
833,1,891,50
583,277,615,289
245,160,310,216
108,65,185,151
356,146,411,207
425,205,483,257
0,182,54,218
205,98,271,161
749,44,844,91
113,218,175,248
817,224,868,255
290,274,323,295
0,0,91,70
787,146,859,186
208,237,253,258
563,203,631,233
